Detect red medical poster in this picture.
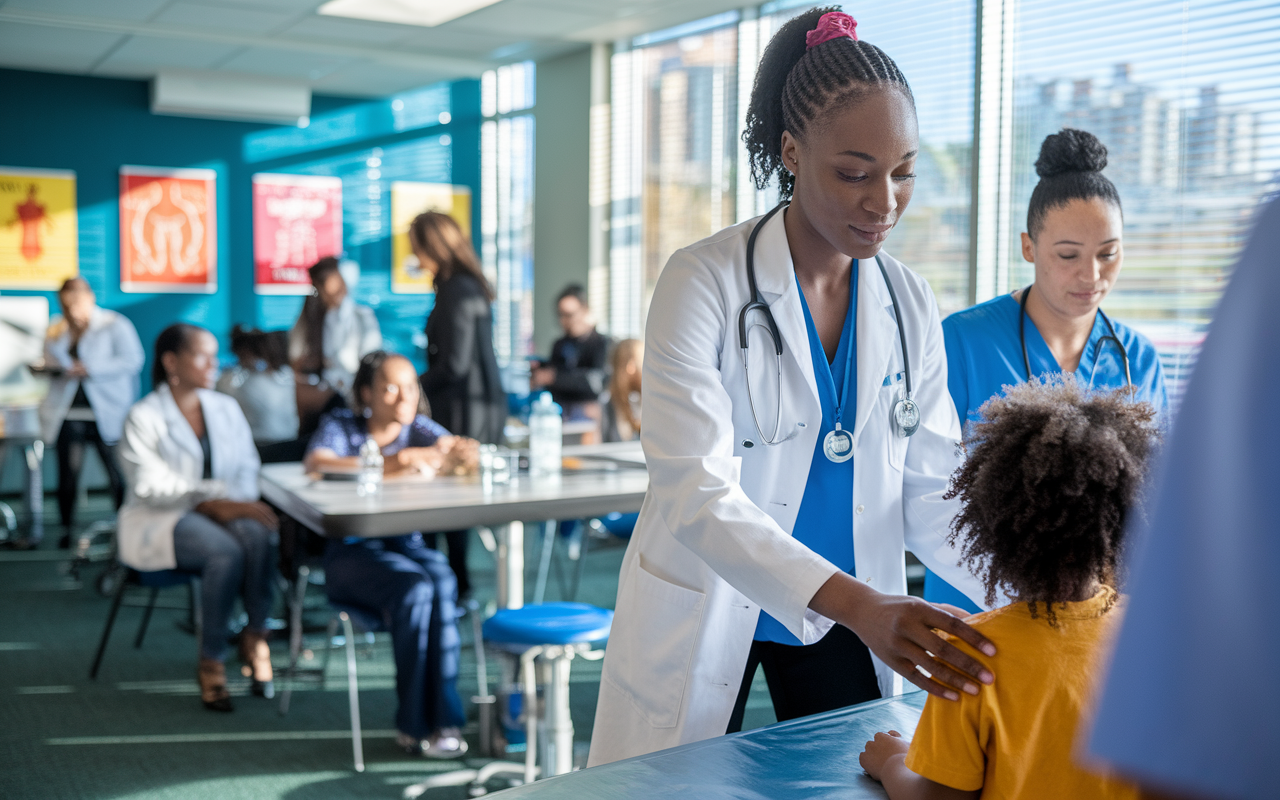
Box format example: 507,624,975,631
119,166,217,293
252,173,343,294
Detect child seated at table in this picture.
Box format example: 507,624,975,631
305,350,478,757
858,376,1157,800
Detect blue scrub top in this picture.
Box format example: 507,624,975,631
925,292,1171,612
755,263,858,645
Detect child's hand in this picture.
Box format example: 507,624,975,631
860,730,911,782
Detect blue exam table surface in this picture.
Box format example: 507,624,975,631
495,691,926,799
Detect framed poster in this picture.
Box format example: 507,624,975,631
119,166,217,293
252,173,343,295
0,167,78,289
390,181,471,294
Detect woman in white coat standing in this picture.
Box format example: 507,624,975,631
39,277,144,545
589,9,998,765
118,324,278,712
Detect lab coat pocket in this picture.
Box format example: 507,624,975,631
604,556,706,729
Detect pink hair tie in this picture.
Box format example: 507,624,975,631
805,11,858,49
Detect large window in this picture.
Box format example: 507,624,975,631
1002,0,1280,399
608,2,975,337
606,1,1278,404
610,15,741,337
481,61,536,364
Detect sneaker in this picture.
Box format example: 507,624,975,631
423,730,469,760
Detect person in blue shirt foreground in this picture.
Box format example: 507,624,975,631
305,350,479,758
1085,198,1280,800
927,128,1169,613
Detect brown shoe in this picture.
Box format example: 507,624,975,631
239,629,274,699
197,658,233,712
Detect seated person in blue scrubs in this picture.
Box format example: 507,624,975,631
927,128,1169,613
859,376,1157,800
304,350,478,758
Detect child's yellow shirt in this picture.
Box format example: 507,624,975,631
904,589,1138,800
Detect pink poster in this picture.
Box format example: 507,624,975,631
252,173,342,294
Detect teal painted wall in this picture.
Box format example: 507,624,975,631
532,47,592,355
0,67,481,378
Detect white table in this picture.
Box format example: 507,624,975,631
259,458,648,609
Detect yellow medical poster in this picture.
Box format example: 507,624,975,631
390,182,471,294
0,167,78,289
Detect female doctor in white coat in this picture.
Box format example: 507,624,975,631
589,9,996,765
118,324,278,713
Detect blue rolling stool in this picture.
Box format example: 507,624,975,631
402,602,612,799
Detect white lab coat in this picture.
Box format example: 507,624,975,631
39,307,144,444
115,385,261,572
588,211,987,765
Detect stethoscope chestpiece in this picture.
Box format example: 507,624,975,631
892,394,921,438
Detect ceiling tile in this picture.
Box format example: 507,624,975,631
388,25,514,55
93,35,242,74
0,22,124,72
444,2,600,38
218,46,352,81
193,0,325,10
310,61,449,98
152,2,298,34
0,0,170,22
281,15,415,45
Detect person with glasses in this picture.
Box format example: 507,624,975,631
530,284,610,425
926,128,1169,614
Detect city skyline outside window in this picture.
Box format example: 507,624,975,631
605,0,1276,404
1007,0,1280,400
610,19,741,336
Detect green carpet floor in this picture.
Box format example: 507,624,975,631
0,493,778,799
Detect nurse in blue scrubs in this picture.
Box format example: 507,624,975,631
926,128,1170,612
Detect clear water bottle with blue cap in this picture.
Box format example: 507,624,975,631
357,436,383,496
528,391,562,475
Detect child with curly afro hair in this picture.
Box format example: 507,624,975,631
859,376,1158,800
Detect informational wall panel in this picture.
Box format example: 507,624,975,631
0,166,78,289
390,181,471,294
119,166,217,294
252,173,343,295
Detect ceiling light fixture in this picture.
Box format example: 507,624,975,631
317,0,504,28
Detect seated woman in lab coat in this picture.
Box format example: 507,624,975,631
117,324,278,712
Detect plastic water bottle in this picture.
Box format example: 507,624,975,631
528,392,562,475
357,437,383,497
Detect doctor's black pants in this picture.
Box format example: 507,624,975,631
56,419,125,530
726,624,881,734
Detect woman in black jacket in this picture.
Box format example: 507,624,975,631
409,211,506,598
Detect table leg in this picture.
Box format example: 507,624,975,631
24,441,43,545
494,521,524,610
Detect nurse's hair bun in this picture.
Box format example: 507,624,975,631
1034,128,1108,178
1026,128,1121,237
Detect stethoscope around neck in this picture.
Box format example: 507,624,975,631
1017,283,1133,393
738,202,920,455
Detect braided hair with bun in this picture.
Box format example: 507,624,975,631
1027,128,1123,239
744,6,914,199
